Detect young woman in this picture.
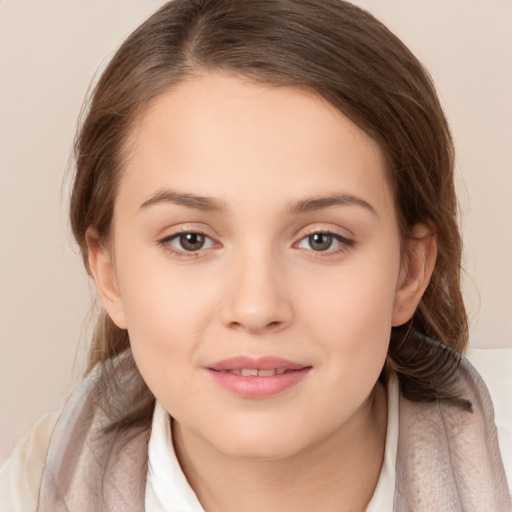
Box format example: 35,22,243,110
1,1,510,510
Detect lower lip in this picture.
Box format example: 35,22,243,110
206,368,311,399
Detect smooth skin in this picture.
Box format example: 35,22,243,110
87,72,437,512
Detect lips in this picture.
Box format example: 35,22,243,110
206,356,311,399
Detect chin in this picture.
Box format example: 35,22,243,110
211,425,309,461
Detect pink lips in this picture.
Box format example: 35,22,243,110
206,356,311,399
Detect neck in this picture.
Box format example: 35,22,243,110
173,381,388,512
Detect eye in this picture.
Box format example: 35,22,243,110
296,231,354,253
161,231,216,253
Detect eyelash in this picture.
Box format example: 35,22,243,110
158,229,355,259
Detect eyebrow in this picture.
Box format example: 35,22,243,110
140,190,228,213
287,193,377,216
139,189,376,216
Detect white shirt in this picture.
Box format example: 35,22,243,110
145,376,400,512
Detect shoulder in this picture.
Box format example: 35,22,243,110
464,346,512,492
0,352,148,511
0,406,62,512
395,338,512,509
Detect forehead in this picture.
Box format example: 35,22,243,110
118,72,394,219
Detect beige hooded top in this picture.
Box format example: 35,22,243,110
4,339,512,511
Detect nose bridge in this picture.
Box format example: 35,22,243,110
220,238,293,332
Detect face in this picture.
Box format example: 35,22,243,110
89,72,431,460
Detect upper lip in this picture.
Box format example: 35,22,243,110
207,356,308,371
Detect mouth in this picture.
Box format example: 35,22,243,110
206,356,311,399
208,355,308,372
215,368,289,376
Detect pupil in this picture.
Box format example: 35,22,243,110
181,233,205,251
309,233,333,251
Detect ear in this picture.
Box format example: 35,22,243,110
85,227,127,329
392,223,437,327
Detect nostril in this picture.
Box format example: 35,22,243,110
227,320,282,332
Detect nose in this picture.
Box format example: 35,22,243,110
219,246,294,334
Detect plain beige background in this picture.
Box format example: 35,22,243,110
1,0,511,462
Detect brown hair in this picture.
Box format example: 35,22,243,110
70,0,469,428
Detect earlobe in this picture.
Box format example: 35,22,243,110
85,227,127,329
392,223,437,327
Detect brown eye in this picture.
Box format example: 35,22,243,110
308,233,334,251
159,231,216,256
179,233,206,251
296,231,354,254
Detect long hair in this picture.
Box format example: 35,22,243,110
70,0,468,429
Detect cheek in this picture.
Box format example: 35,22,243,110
121,277,210,418
305,250,400,338
112,242,218,395
300,261,398,428
323,284,394,381
122,290,213,379
303,243,401,376
115,234,213,337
